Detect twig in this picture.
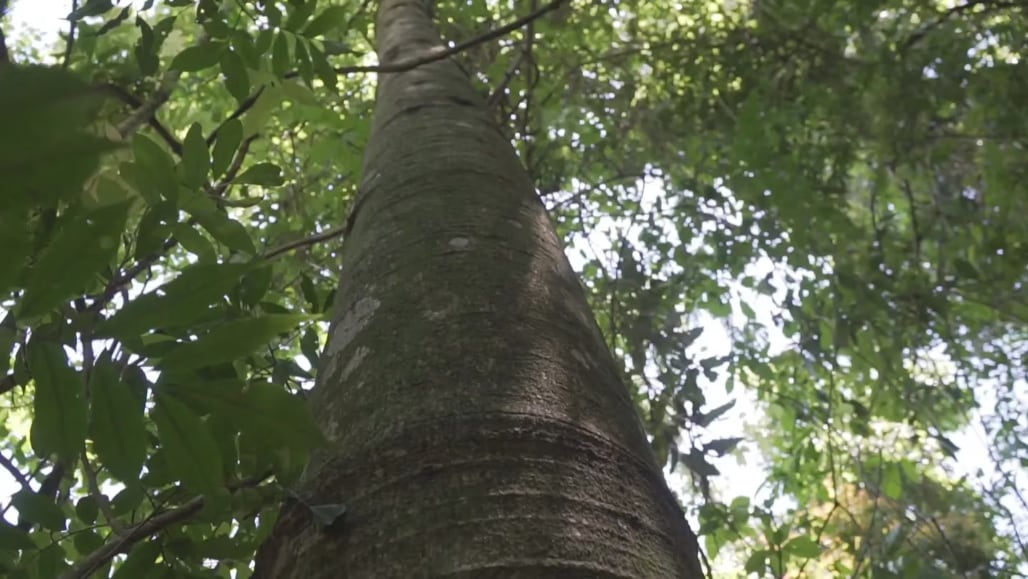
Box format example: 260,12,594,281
901,0,1019,52
99,83,183,155
80,452,126,536
263,224,347,261
60,471,273,579
115,70,181,142
0,451,30,489
61,0,79,69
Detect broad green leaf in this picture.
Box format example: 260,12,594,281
158,314,312,372
75,496,99,525
19,200,131,318
211,119,243,178
309,503,346,528
134,17,159,76
170,41,228,72
693,399,736,428
192,210,256,254
111,541,161,579
235,162,284,186
294,39,315,88
89,360,147,480
0,65,119,209
0,520,36,550
301,327,320,367
0,210,30,296
153,393,223,495
73,530,106,555
308,43,337,91
27,340,87,462
271,32,291,77
238,264,273,306
98,261,253,338
174,222,217,262
220,50,250,104
744,549,769,574
302,6,349,38
11,489,66,531
70,0,114,19
180,122,209,189
236,382,324,450
783,536,822,558
132,133,178,200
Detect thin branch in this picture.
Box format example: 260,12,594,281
80,453,126,536
0,451,30,489
901,0,1020,53
60,472,273,579
326,0,565,75
99,83,183,155
263,224,347,261
61,0,79,69
115,70,181,143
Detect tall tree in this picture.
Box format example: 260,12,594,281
253,0,702,576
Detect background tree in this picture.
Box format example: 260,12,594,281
0,0,1025,577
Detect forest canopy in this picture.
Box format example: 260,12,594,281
0,0,1025,577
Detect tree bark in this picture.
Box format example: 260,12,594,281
253,1,703,576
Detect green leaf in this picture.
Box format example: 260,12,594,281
271,32,291,77
70,0,114,19
75,496,99,525
301,327,320,367
0,65,119,209
180,122,210,189
237,382,324,450
170,41,228,72
211,119,243,178
702,437,743,457
73,529,106,555
158,314,312,372
98,261,253,338
302,6,349,38
89,360,147,480
27,340,87,462
0,211,30,297
309,503,346,528
220,50,251,104
132,133,178,200
308,43,337,91
11,489,66,531
153,393,223,495
693,399,736,428
882,462,903,499
744,549,769,574
238,264,273,306
0,521,36,551
192,210,256,254
18,200,133,318
783,536,822,558
174,222,217,262
235,162,284,186
111,541,161,579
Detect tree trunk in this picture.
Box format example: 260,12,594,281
253,1,702,576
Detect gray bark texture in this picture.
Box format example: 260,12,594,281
253,0,703,576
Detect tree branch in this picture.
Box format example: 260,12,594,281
99,83,183,155
61,0,79,69
263,224,347,261
0,451,30,489
81,452,126,536
115,70,181,144
60,472,273,579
